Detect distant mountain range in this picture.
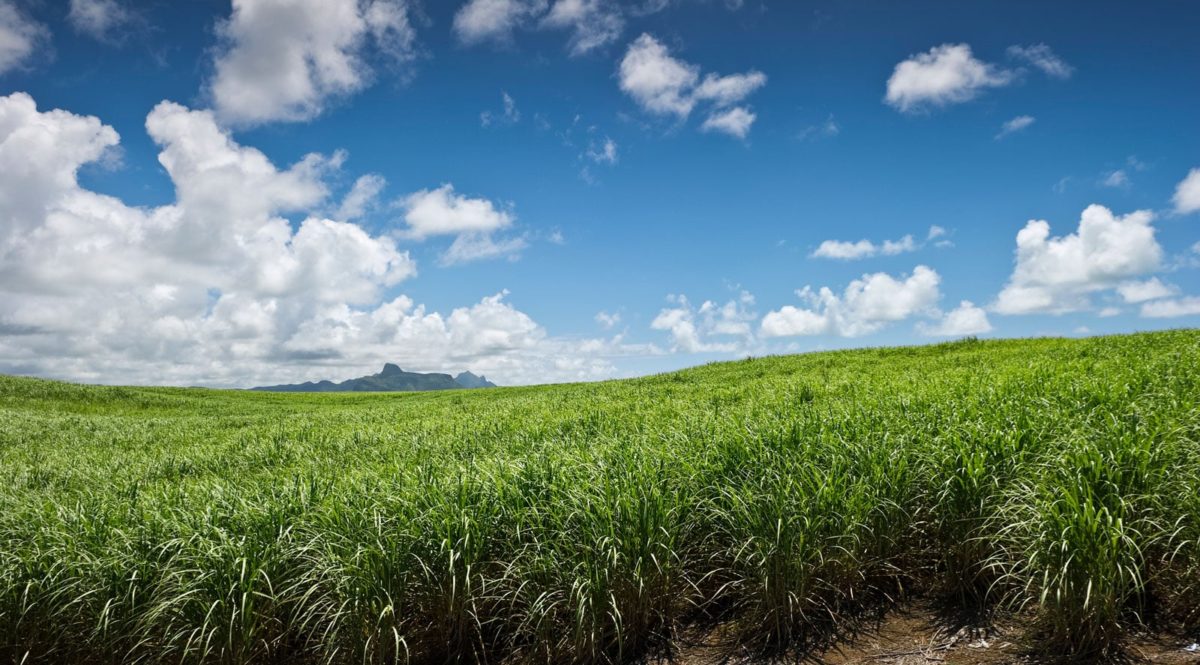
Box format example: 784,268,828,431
251,364,497,392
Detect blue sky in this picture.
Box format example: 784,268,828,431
0,0,1198,387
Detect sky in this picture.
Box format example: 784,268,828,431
0,0,1198,388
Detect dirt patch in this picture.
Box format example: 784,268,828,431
656,602,1200,664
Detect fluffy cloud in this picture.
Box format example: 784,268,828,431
1117,277,1176,304
400,184,510,236
335,174,387,221
993,205,1163,314
453,0,545,45
541,0,623,55
1007,43,1074,79
0,92,637,387
995,115,1035,139
812,234,917,260
761,266,941,338
400,184,525,264
208,0,417,126
453,0,623,55
700,106,755,138
68,0,132,41
0,1,46,74
651,291,756,353
595,310,621,329
918,301,992,337
810,226,950,260
619,33,766,135
885,44,1012,113
1173,168,1200,215
1141,298,1200,319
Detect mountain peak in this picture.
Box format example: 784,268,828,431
380,363,403,376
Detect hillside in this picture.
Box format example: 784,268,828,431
251,363,497,392
1,331,1199,663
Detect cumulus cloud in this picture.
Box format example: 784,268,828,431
0,92,638,387
208,0,418,126
68,0,132,41
885,43,1012,113
810,227,950,260
995,115,1035,139
700,106,755,138
761,266,941,338
619,33,766,136
335,174,387,220
811,234,917,260
651,291,756,353
1141,298,1200,319
918,301,992,337
541,0,623,56
1007,43,1073,79
1117,277,1176,304
453,0,545,45
595,310,621,329
453,0,622,55
401,184,513,238
993,205,1163,314
0,1,46,74
400,184,525,264
1173,168,1200,215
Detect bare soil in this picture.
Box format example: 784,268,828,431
654,601,1200,665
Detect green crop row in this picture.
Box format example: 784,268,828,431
1,330,1198,663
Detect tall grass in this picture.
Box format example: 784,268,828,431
1,331,1198,663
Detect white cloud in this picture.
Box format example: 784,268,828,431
0,1,46,74
810,229,941,260
440,232,528,265
68,0,132,41
208,0,417,126
541,0,623,55
595,310,620,329
1007,43,1073,79
0,92,648,388
918,301,992,337
1141,298,1200,319
401,184,514,239
993,205,1163,314
1173,168,1200,215
761,266,941,338
693,71,768,108
619,34,700,116
651,291,756,353
1117,277,1175,304
700,106,755,138
586,136,618,164
453,0,622,55
995,115,1035,139
336,174,387,221
453,0,545,45
619,33,765,135
1102,169,1129,188
885,43,1012,113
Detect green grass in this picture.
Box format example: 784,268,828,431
2,331,1199,663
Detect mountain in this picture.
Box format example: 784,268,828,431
252,364,497,392
453,371,497,389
